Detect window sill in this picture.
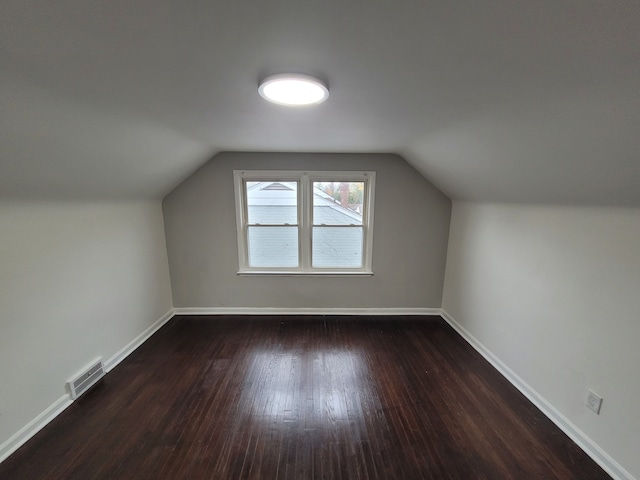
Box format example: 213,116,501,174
237,270,374,277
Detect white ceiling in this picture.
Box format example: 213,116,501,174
1,1,639,204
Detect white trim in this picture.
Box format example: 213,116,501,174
104,308,175,372
173,307,441,316
0,308,175,465
440,309,635,480
5,307,630,479
236,271,374,276
0,395,72,464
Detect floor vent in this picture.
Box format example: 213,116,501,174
67,358,105,400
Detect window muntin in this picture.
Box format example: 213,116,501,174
234,171,375,274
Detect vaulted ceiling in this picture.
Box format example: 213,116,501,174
1,1,638,205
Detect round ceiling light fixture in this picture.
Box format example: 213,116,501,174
258,74,329,106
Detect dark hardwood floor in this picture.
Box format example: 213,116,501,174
0,316,609,479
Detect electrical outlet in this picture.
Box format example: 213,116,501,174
586,390,603,414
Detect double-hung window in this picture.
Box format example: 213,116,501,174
233,170,375,274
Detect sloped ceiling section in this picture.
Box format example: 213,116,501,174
1,1,638,204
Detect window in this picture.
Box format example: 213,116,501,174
233,170,375,274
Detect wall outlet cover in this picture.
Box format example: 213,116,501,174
586,390,603,414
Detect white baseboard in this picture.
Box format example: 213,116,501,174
172,306,442,316
0,308,175,465
7,307,629,479
440,309,635,480
104,308,174,373
1,306,437,465
0,395,72,464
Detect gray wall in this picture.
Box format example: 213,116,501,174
443,202,640,479
163,152,451,309
0,200,173,458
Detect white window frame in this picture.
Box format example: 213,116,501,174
233,170,376,275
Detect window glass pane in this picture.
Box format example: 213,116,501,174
312,226,363,268
313,182,363,225
246,181,298,225
248,226,299,267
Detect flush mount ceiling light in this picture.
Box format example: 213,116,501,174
258,74,329,106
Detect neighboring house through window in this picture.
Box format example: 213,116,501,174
233,170,375,274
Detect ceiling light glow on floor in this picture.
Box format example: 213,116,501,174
258,74,329,106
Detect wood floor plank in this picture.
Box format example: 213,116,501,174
0,316,609,479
